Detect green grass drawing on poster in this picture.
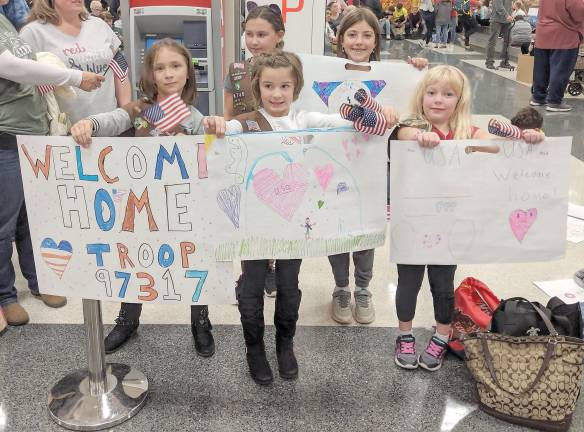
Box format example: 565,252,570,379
214,232,386,261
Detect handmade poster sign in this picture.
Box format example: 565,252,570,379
210,129,387,260
18,130,386,302
295,53,424,118
389,137,572,264
17,136,235,305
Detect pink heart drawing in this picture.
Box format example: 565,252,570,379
509,208,537,243
253,163,309,221
314,164,334,192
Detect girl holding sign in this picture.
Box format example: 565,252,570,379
328,7,428,326
224,4,286,298
206,50,399,385
70,39,223,357
392,65,544,371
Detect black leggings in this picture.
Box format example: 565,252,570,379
395,264,456,325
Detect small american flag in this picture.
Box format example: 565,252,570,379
143,94,190,133
340,103,364,121
108,51,128,82
355,108,387,136
37,84,55,95
488,118,522,139
354,88,383,112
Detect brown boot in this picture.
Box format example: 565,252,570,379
38,294,67,308
3,303,30,326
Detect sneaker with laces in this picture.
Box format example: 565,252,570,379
546,103,572,112
394,334,418,369
419,335,448,371
529,98,545,107
353,289,375,324
574,268,584,288
331,289,352,324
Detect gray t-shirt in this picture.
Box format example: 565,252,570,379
0,14,48,135
20,17,121,123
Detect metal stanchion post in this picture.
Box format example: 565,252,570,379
48,299,149,430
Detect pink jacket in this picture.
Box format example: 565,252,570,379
535,0,584,49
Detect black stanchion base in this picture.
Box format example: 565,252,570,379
48,363,148,431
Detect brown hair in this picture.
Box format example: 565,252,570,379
27,0,89,25
510,107,543,129
139,38,197,105
250,50,304,109
336,7,381,62
244,5,286,49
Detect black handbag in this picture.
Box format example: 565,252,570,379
490,297,552,337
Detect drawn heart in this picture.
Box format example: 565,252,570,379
317,200,325,209
217,185,241,228
40,238,73,279
314,164,334,192
253,163,309,221
509,208,537,243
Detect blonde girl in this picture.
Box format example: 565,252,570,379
70,39,221,358
393,65,543,371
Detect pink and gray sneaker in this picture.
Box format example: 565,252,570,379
394,334,418,369
418,335,448,371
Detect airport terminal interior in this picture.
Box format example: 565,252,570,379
1,2,584,432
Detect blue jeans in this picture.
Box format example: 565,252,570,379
532,47,579,105
0,140,39,307
450,16,458,44
436,24,449,44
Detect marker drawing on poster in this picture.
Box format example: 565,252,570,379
390,137,572,264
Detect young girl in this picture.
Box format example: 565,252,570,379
392,65,544,371
70,39,221,358
224,4,285,297
206,50,398,385
330,7,428,325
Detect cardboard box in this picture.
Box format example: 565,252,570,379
516,54,534,84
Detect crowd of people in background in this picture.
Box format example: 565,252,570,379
326,0,540,50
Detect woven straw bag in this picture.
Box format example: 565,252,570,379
463,299,584,432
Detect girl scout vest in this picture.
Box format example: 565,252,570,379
229,62,255,116
234,110,273,133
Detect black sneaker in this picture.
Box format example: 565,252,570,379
264,267,276,297
191,308,215,357
530,99,545,107
485,63,497,70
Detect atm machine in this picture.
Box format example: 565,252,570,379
120,0,223,115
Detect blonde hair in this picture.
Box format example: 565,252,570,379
513,0,527,12
250,50,304,110
410,65,472,139
336,7,381,62
139,39,198,105
27,0,89,25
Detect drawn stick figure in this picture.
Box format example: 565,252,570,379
301,217,316,240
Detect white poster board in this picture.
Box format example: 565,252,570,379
244,0,326,56
18,130,386,302
295,54,424,119
210,129,387,260
390,137,572,264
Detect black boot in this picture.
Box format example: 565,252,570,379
191,305,215,357
238,261,273,385
104,303,141,354
275,288,302,380
246,342,273,385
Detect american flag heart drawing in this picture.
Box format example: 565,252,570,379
40,238,73,279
